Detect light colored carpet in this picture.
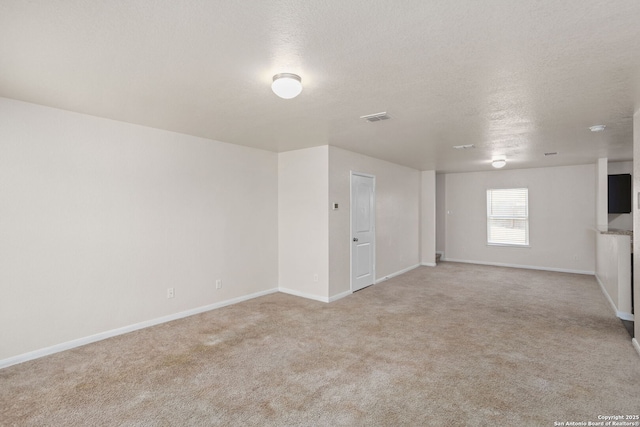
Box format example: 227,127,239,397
1,262,639,426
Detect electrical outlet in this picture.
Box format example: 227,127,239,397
313,274,319,282
216,279,222,289
167,288,174,299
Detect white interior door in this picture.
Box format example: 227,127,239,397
351,172,375,292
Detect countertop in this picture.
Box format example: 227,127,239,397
597,227,633,236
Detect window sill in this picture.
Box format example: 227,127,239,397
487,243,531,248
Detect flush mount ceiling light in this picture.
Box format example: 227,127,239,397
589,124,606,132
271,73,302,99
360,112,391,122
492,159,507,169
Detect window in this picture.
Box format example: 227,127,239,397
486,188,529,246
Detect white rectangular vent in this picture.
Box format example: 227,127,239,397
544,152,558,156
453,144,475,150
360,112,390,122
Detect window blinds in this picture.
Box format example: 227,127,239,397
486,188,529,246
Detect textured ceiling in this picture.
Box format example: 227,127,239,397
1,0,639,172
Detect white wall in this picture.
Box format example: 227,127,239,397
420,170,436,266
443,164,596,273
278,146,330,301
597,234,619,307
596,233,632,318
633,109,640,343
328,146,420,298
596,158,608,228
595,159,633,321
436,174,446,255
608,161,633,230
0,98,278,361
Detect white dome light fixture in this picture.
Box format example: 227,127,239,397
271,73,302,99
492,159,507,169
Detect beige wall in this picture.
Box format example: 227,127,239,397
442,164,596,273
278,146,330,301
0,98,279,361
328,146,421,298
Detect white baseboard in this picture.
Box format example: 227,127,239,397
595,275,635,321
0,288,279,370
279,287,353,303
328,290,352,302
421,262,437,267
442,258,594,276
633,338,640,358
278,287,329,303
375,264,420,284
618,312,635,321
278,287,353,303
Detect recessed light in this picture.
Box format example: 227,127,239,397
589,125,606,132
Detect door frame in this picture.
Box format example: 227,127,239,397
350,171,376,292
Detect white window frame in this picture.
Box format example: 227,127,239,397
486,188,530,247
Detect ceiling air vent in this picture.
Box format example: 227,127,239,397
544,152,558,156
453,144,475,150
360,112,390,122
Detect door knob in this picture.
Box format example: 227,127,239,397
353,237,358,242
